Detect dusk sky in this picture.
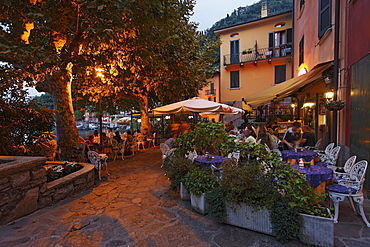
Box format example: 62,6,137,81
190,0,258,31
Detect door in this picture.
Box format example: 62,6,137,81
230,40,239,64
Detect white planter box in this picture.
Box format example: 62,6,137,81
190,193,209,214
180,182,190,201
225,203,334,247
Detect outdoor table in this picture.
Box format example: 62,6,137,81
281,149,318,165
194,155,227,169
291,164,333,195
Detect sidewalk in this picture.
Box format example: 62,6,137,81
0,147,369,246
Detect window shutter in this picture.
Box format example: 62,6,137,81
268,32,274,50
318,0,331,37
275,65,286,84
286,28,293,45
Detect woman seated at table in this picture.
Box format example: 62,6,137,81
280,121,301,150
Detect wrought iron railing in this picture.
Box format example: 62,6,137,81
223,44,292,65
205,89,216,96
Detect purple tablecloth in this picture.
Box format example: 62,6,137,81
194,155,227,168
291,164,333,188
282,150,318,162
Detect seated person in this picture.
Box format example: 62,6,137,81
113,131,123,143
101,133,110,145
165,133,177,149
244,129,256,144
281,121,301,150
299,125,316,147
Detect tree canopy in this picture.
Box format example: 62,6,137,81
0,0,218,159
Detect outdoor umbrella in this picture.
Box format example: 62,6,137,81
152,97,244,115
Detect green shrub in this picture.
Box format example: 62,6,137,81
162,155,192,191
183,166,218,195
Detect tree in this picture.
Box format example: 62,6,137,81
74,0,219,131
0,0,218,159
0,64,55,155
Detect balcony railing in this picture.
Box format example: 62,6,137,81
224,44,292,65
205,89,216,96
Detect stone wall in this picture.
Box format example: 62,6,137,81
0,156,95,225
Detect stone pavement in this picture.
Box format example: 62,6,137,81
0,147,369,247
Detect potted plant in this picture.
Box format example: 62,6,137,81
183,166,218,214
175,121,228,155
324,99,346,111
161,155,192,192
242,48,253,54
206,143,334,246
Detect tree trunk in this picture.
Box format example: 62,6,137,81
139,95,149,131
49,63,79,160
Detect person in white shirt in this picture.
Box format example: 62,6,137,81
245,129,256,144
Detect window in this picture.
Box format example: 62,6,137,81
230,71,239,89
275,65,286,84
210,82,215,95
299,36,304,65
318,0,331,37
268,28,292,57
230,40,240,64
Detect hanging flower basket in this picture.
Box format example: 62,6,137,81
324,100,345,111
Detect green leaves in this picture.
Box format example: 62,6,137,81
183,166,217,195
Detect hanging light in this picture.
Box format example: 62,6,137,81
302,99,315,108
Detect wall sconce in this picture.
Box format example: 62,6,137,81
240,63,244,67
253,60,257,66
290,103,296,108
297,67,307,76
325,91,334,101
165,116,170,120
268,59,272,64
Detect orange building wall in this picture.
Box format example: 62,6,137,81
216,12,293,104
294,1,335,73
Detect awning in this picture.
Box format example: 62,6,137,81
243,62,332,108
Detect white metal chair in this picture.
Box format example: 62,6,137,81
147,132,156,147
227,151,241,163
160,143,170,160
136,135,146,150
326,160,370,226
88,150,109,180
317,142,334,160
186,149,198,162
306,138,322,150
333,155,357,183
114,140,126,161
323,146,341,169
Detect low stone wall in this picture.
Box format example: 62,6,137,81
39,161,95,208
0,156,95,225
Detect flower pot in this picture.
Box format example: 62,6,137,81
190,193,209,214
180,182,190,201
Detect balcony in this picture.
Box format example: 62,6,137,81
224,44,292,66
205,89,216,96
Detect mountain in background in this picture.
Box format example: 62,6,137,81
203,0,293,68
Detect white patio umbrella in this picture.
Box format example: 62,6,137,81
152,97,244,115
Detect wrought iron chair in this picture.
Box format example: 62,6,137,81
114,139,126,161
160,143,170,160
227,151,241,163
147,132,156,147
333,155,357,183
87,150,109,180
326,160,370,226
186,149,198,162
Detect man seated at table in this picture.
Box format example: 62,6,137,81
299,125,316,148
281,121,301,150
